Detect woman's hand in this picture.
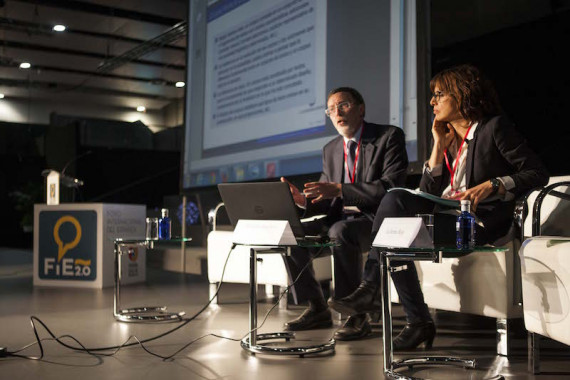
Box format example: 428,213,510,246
427,119,456,169
450,180,504,211
432,119,455,151
280,177,306,207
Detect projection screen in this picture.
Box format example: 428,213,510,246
182,0,425,190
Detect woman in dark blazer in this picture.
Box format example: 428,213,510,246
330,64,549,349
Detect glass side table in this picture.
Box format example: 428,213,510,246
239,240,337,357
376,245,507,380
114,238,191,323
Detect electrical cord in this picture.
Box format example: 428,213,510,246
1,243,237,361
128,243,330,360
240,245,328,340
1,242,331,361
147,244,330,360
139,243,330,360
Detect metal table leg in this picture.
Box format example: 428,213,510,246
529,332,541,374
380,251,500,380
113,240,185,323
240,247,336,357
381,250,394,374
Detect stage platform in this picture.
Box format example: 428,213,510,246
1,247,569,380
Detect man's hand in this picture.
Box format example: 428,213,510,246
303,182,342,204
449,180,504,211
280,177,306,207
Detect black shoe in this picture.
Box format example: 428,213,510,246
393,321,436,350
328,281,381,316
333,314,372,341
284,308,332,331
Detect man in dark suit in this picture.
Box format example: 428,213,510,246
281,87,408,340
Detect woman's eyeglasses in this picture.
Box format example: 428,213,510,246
431,91,446,102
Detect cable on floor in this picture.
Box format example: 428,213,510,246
2,242,330,361
2,243,237,361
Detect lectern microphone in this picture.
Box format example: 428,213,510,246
41,170,84,188
61,175,84,188
61,150,92,177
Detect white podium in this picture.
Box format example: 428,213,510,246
33,203,146,288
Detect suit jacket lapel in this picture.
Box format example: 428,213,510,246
361,140,375,182
465,125,478,188
331,137,344,183
359,123,375,182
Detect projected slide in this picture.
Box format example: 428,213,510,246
184,0,329,188
204,0,319,149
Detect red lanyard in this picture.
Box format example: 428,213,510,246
444,124,473,191
343,125,364,184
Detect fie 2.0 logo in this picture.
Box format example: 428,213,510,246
39,210,97,281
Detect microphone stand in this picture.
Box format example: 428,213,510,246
42,150,91,203
60,150,91,202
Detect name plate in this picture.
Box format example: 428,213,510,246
232,220,297,246
372,217,433,248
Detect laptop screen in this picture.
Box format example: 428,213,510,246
218,182,305,237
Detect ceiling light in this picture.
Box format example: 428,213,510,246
53,24,66,32
175,81,185,88
20,62,31,69
136,106,146,112
0,94,4,99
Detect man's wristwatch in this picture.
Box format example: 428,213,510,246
490,178,501,195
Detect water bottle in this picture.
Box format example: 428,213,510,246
158,208,171,240
456,200,475,249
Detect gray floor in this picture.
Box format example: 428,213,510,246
1,248,570,380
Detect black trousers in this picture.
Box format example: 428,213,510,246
363,191,438,324
286,216,372,303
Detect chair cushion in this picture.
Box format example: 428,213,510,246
415,242,522,319
207,230,332,286
521,236,570,346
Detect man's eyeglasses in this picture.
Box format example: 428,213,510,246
325,101,353,117
431,91,446,102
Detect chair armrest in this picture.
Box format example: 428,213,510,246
532,181,570,236
208,202,226,231
494,187,542,247
514,185,546,242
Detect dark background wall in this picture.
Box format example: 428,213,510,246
431,7,569,176
0,118,181,247
0,121,47,247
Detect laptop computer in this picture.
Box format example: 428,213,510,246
217,182,327,243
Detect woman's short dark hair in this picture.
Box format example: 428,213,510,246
430,64,502,121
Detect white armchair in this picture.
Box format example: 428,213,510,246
398,176,570,356
520,178,570,374
409,235,521,356
206,204,332,308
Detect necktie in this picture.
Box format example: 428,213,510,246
345,140,357,183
